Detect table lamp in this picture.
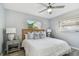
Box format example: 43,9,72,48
47,29,52,37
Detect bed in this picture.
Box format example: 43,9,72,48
22,29,71,56
54,32,79,48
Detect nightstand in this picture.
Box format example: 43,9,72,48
6,39,20,54
46,32,52,37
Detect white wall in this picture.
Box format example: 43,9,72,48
50,8,79,48
5,9,49,40
0,4,5,54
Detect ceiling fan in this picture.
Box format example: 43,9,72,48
39,3,65,14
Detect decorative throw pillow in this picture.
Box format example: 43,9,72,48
33,32,40,39
27,32,34,39
39,31,46,39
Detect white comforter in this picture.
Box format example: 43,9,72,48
22,37,71,56
55,32,79,48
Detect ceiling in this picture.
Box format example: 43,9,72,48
3,3,79,19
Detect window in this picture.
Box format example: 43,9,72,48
60,19,79,32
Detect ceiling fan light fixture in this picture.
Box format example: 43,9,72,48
47,8,52,13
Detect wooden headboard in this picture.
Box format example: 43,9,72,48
22,29,44,40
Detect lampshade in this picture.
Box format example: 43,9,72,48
47,29,51,32
6,28,16,33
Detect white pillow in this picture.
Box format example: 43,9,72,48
39,31,46,39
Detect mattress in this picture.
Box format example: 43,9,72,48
22,37,71,56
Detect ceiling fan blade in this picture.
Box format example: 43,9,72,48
40,3,47,7
52,5,65,8
49,3,55,5
39,8,48,13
